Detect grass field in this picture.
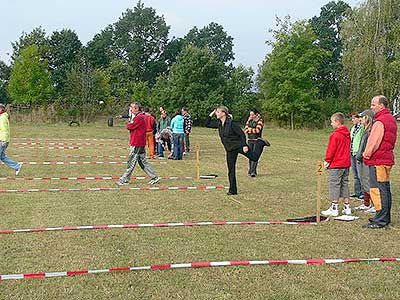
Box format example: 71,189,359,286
1,120,400,300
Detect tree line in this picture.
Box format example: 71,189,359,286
0,0,399,127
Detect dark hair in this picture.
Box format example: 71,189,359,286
130,102,141,110
377,95,389,108
250,108,261,115
174,108,182,117
350,112,359,118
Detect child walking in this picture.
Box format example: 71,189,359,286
322,112,352,217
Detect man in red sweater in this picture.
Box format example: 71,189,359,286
117,102,160,185
362,95,397,228
321,112,352,217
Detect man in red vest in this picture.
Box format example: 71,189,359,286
363,95,397,228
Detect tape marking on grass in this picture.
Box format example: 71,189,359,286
0,220,315,234
0,258,398,281
0,176,194,181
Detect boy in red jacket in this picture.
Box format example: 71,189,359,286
321,112,352,217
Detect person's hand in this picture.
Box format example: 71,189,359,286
243,146,249,153
324,161,330,169
209,109,216,117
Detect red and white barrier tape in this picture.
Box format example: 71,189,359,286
11,154,128,159
15,146,81,150
1,258,398,281
0,185,226,194
14,137,124,142
14,142,126,147
0,176,194,181
0,220,314,235
20,161,125,165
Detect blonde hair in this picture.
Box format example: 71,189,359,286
331,112,345,124
217,105,230,116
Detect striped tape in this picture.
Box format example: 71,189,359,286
0,185,226,194
14,142,126,147
15,146,81,150
10,154,128,159
20,161,126,165
14,137,124,142
0,220,315,235
1,258,398,281
0,176,194,181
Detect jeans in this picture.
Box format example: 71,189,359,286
157,140,171,157
351,155,362,195
0,142,20,170
173,133,184,160
248,140,264,175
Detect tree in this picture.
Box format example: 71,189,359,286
0,60,11,103
342,0,400,108
11,27,50,64
112,1,170,84
48,29,83,94
184,22,234,63
8,45,54,106
258,17,328,128
310,1,351,99
60,59,110,122
85,25,115,69
225,65,257,121
151,45,227,122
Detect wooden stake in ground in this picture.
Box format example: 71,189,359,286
196,144,200,180
316,161,323,224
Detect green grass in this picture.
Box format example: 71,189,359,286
1,122,400,300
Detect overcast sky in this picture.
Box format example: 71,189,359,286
1,0,360,70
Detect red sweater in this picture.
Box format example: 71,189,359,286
144,113,156,133
126,113,146,147
325,125,351,168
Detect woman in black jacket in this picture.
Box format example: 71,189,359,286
206,106,267,195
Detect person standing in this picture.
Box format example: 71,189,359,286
143,107,156,159
244,108,269,177
349,112,364,199
362,95,397,229
321,112,352,217
117,102,160,185
170,109,185,160
206,106,268,195
182,107,192,153
0,104,22,176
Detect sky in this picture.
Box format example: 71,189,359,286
0,0,361,70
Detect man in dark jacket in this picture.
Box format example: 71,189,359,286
117,102,160,185
362,95,397,228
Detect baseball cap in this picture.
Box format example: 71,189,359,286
358,109,375,119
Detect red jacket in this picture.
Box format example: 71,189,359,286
364,108,397,166
325,125,351,168
144,113,156,133
127,113,146,147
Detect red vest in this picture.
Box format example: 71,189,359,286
365,108,397,166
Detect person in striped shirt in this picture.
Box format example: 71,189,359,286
244,108,270,177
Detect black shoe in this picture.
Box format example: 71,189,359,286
227,192,237,195
362,223,386,229
250,173,256,177
350,193,357,198
368,217,375,223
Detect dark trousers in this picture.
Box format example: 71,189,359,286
351,155,362,195
248,140,264,175
369,165,392,226
184,133,190,152
173,133,184,160
226,140,264,194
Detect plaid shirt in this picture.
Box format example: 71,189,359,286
183,113,192,134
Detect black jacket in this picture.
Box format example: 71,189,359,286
206,116,246,151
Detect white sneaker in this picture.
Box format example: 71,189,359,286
116,180,129,186
15,164,23,176
354,204,371,211
366,206,376,213
148,177,161,184
342,206,352,215
321,207,339,217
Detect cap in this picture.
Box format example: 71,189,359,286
358,109,375,119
